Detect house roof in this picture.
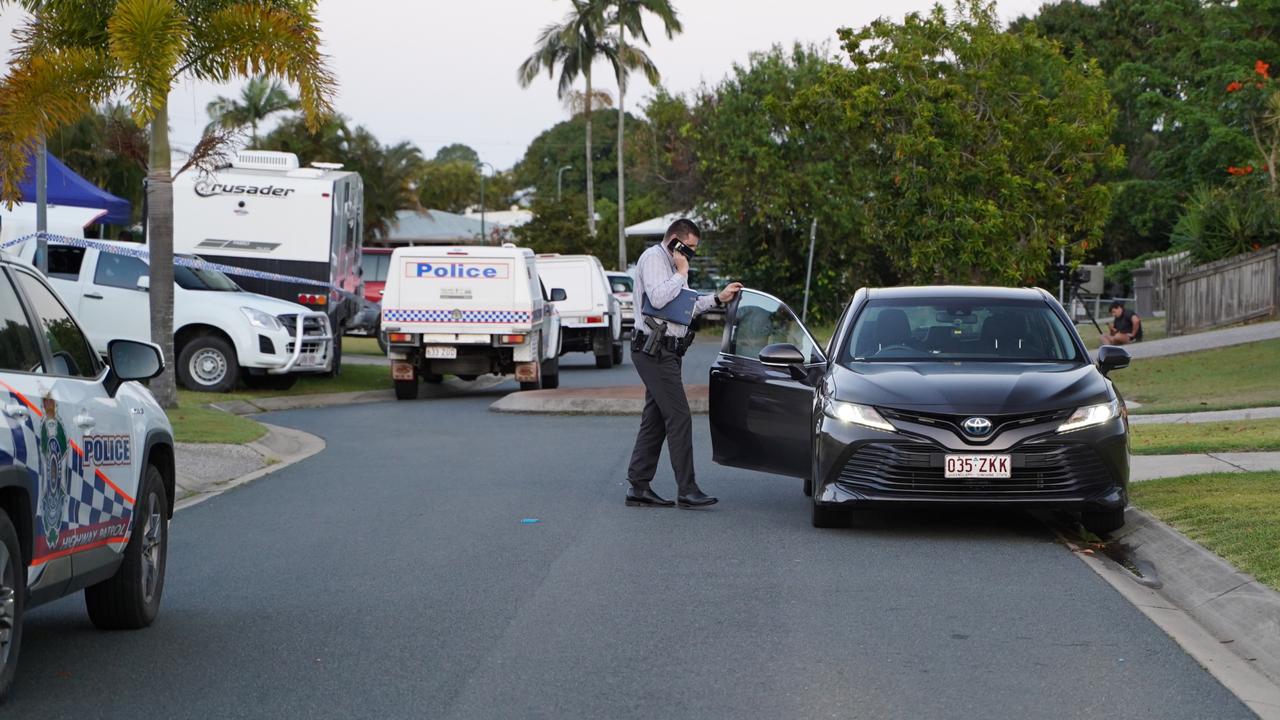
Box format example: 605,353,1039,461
382,209,489,244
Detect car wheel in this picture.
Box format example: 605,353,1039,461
594,348,615,369
1081,507,1126,535
541,357,560,389
0,513,25,701
612,342,625,366
376,328,388,355
394,377,419,400
811,500,849,529
177,334,238,393
85,465,168,630
242,373,298,392
803,474,813,498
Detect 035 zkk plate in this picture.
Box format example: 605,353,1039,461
422,346,457,359
944,454,1011,479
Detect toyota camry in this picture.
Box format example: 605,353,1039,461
709,286,1131,533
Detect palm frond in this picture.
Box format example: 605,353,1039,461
107,0,190,125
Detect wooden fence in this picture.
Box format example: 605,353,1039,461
1143,251,1191,314
1165,246,1280,335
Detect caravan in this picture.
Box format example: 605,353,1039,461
170,150,363,371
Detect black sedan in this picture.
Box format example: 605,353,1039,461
710,286,1131,533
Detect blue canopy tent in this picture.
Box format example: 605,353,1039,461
18,151,132,225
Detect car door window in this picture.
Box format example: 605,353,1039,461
94,253,149,290
728,290,821,362
13,270,99,378
33,245,87,281
0,271,44,373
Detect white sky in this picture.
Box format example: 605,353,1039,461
1,0,1048,170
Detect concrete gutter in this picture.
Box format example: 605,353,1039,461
1132,452,1280,481
1069,509,1280,718
211,389,396,416
174,422,325,511
1130,406,1280,425
490,385,710,415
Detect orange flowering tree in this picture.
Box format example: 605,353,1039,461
1223,59,1279,193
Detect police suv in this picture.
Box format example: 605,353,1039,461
0,252,175,699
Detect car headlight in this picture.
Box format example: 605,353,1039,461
823,399,896,432
241,307,282,331
1056,399,1121,433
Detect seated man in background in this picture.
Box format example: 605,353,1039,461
1101,300,1142,345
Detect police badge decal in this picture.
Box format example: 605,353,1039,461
38,395,69,549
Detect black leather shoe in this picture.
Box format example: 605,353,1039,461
677,489,719,508
625,487,674,508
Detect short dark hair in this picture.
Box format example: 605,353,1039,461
665,218,701,243
1109,300,1125,310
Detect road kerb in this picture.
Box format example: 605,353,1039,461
174,423,325,512
1059,509,1280,718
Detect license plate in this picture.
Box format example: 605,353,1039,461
944,454,1011,479
297,353,323,367
422,346,457,359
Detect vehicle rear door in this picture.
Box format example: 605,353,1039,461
709,289,824,478
78,249,151,353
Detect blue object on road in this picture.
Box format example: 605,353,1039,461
521,518,540,524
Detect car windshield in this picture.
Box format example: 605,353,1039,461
844,297,1082,363
175,259,240,292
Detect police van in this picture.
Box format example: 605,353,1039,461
380,245,563,400
0,251,175,699
170,150,363,373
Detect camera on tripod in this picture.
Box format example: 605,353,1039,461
1054,263,1106,296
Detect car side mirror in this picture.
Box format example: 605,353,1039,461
108,339,165,381
136,275,151,291
1096,345,1130,375
760,343,806,367
550,288,567,302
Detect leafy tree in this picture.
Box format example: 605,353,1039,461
46,102,148,224
517,0,658,240
607,0,682,271
630,87,703,210
797,1,1122,289
418,160,480,213
433,142,479,165
260,112,352,164
0,0,334,408
205,74,298,144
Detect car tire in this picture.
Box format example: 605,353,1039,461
394,377,419,400
241,373,298,392
811,501,849,529
594,349,614,369
85,464,168,630
1081,507,1126,535
177,334,238,393
541,357,560,389
376,329,388,355
612,342,625,366
803,475,813,498
0,512,26,701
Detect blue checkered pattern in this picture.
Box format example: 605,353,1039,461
68,468,132,528
383,308,532,324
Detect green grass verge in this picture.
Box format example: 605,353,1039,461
1131,418,1280,455
1112,338,1280,415
166,405,265,444
1131,471,1280,592
343,336,384,356
177,364,392,407
1076,316,1166,350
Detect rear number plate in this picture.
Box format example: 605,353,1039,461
944,455,1011,479
422,346,457,359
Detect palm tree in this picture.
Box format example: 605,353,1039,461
206,75,299,145
0,0,335,408
518,0,658,239
610,0,681,270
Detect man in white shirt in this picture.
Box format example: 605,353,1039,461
626,218,742,509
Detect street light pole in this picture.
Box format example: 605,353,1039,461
36,136,48,274
556,165,572,202
477,161,495,242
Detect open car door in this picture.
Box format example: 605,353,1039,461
709,289,825,478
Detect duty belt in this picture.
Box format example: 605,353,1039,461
632,330,695,357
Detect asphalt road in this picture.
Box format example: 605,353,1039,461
9,340,1255,719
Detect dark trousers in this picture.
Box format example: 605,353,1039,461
627,345,697,495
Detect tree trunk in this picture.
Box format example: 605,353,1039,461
584,70,597,238
147,101,179,408
616,17,627,271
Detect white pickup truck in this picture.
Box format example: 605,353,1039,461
537,254,624,368
17,239,333,392
380,244,563,400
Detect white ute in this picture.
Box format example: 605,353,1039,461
17,239,333,392
536,254,624,368
380,245,563,400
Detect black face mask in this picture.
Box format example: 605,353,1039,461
669,238,697,260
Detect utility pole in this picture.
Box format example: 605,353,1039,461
477,161,495,242
556,165,572,202
36,137,48,274
802,218,817,323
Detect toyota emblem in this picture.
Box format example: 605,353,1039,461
962,417,993,436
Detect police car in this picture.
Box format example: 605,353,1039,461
0,251,175,699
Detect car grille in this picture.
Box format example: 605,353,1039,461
836,441,1114,500
878,407,1073,442
278,313,329,355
